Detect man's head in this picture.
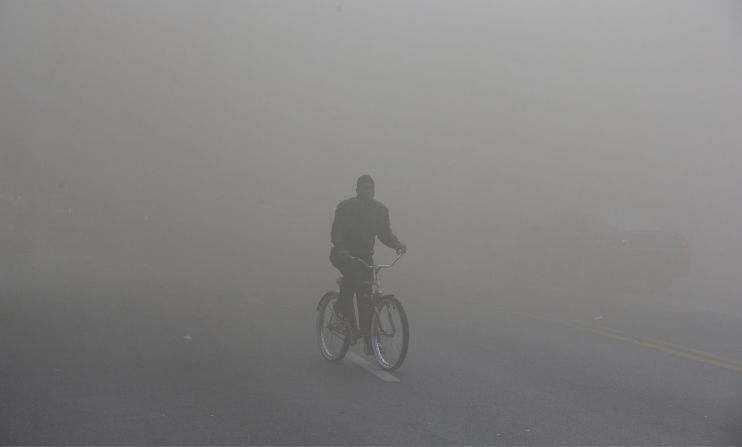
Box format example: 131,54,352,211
356,175,375,202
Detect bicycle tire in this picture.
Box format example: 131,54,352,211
370,295,409,370
316,291,350,361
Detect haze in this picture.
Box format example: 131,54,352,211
1,2,741,443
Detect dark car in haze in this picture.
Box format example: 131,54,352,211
500,210,691,292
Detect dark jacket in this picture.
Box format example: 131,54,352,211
331,196,401,257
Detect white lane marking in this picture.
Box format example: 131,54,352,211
346,352,400,382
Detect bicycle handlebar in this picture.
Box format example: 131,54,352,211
347,253,403,270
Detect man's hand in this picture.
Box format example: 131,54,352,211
396,244,407,255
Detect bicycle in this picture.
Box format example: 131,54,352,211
316,253,409,371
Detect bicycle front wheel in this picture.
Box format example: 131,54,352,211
370,295,409,370
316,291,350,361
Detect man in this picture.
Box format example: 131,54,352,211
330,175,407,354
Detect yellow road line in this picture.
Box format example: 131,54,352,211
513,310,742,374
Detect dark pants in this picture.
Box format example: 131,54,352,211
329,250,374,338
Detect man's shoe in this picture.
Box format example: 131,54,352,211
333,302,347,320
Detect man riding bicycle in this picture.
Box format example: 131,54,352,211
330,175,407,355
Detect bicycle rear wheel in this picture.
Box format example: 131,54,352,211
316,291,350,361
370,295,409,370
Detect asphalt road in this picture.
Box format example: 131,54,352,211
1,277,741,445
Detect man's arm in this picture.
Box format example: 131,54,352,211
377,205,406,253
331,203,348,252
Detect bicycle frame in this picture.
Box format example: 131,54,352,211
341,254,403,339
348,254,402,297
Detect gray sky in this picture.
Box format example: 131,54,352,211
1,0,741,296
